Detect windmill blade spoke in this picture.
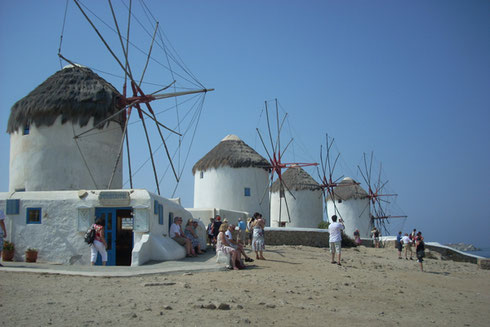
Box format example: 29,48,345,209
256,128,274,163
264,101,275,152
359,201,369,218
283,195,292,223
280,138,294,160
138,21,159,87
280,178,296,200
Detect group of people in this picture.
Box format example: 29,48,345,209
208,212,266,270
170,216,205,257
395,228,426,271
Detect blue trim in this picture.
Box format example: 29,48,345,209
23,124,30,135
26,207,42,224
244,187,251,197
154,200,159,214
158,204,163,225
6,199,20,215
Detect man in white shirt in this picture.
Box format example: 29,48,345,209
328,215,345,265
170,216,195,257
401,233,413,260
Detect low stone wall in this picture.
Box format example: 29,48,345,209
262,230,489,270
264,228,329,247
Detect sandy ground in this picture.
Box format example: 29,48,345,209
0,245,489,327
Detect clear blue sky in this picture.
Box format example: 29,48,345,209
1,1,489,247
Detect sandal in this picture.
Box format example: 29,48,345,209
245,257,254,262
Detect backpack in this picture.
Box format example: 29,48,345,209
84,225,96,245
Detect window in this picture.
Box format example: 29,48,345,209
6,199,20,214
200,171,204,179
26,208,42,224
23,124,30,135
279,222,286,227
154,200,159,214
158,204,163,225
244,187,251,197
168,212,174,224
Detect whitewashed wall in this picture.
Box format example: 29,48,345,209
193,166,269,222
0,189,201,266
9,116,122,192
270,189,323,228
326,197,372,238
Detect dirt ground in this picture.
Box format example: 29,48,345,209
1,245,489,327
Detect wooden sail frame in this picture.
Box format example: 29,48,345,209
59,0,214,195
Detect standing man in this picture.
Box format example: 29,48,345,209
0,209,7,266
328,215,344,266
396,231,403,259
401,233,413,260
237,217,247,245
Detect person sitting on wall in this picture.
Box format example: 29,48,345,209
216,223,242,270
184,218,204,254
170,216,196,257
225,224,254,262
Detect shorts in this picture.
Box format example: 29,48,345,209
173,236,188,246
0,232,3,251
329,241,341,254
417,251,425,262
396,241,402,251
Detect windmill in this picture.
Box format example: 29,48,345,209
357,152,407,236
255,99,318,226
315,134,360,222
58,0,214,196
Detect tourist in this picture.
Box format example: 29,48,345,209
207,218,214,246
216,223,241,270
395,231,403,259
237,217,247,245
170,216,195,257
251,213,266,260
416,233,425,272
90,217,108,266
328,215,345,265
184,219,204,254
410,229,417,246
401,233,413,260
371,227,380,248
353,229,362,246
212,215,222,244
247,216,256,247
225,224,254,262
0,208,6,266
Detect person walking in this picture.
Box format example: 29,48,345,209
328,215,345,266
90,217,108,266
371,227,380,248
0,209,7,266
416,234,425,272
401,233,413,260
395,231,403,259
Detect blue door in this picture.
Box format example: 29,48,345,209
94,207,133,266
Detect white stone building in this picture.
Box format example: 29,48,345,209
326,177,372,238
2,66,204,266
192,134,270,223
7,66,124,192
270,167,323,228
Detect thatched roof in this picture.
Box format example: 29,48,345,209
271,166,319,192
326,177,368,201
192,134,269,174
7,66,124,134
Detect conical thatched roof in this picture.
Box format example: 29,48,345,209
192,134,269,174
7,66,124,134
271,166,319,192
326,177,368,201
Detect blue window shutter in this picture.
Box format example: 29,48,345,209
6,199,20,214
158,204,163,225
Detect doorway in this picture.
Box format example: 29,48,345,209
94,207,133,266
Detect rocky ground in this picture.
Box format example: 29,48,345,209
1,245,489,326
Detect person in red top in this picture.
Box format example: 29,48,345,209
90,217,108,266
